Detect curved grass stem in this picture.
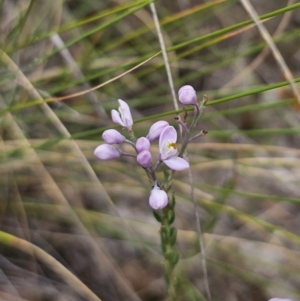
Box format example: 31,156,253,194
0,230,102,301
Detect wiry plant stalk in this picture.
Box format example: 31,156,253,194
149,1,178,110
188,166,212,301
149,3,211,300
149,3,180,300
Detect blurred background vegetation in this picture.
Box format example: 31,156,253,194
1,0,300,300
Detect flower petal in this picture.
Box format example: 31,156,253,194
137,150,152,168
159,126,177,156
163,156,189,171
94,144,122,160
102,129,125,144
136,137,150,153
146,120,169,142
149,186,168,210
111,109,125,127
118,99,133,129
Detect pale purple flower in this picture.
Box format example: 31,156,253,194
269,299,293,301
159,126,189,171
149,182,168,209
178,85,197,105
111,99,133,130
137,150,152,168
136,137,150,153
146,120,169,142
102,129,125,144
94,144,122,160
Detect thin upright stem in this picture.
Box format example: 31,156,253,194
149,2,179,111
188,165,212,301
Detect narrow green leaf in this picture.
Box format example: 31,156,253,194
153,210,162,222
169,227,177,247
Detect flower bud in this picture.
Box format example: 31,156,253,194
136,137,150,153
146,120,169,142
102,129,126,144
178,85,197,105
149,184,168,210
94,144,122,160
137,150,152,168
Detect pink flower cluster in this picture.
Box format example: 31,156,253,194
94,86,198,210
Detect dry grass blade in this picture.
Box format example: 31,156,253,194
12,51,160,107
224,0,296,88
50,33,109,124
239,0,300,104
